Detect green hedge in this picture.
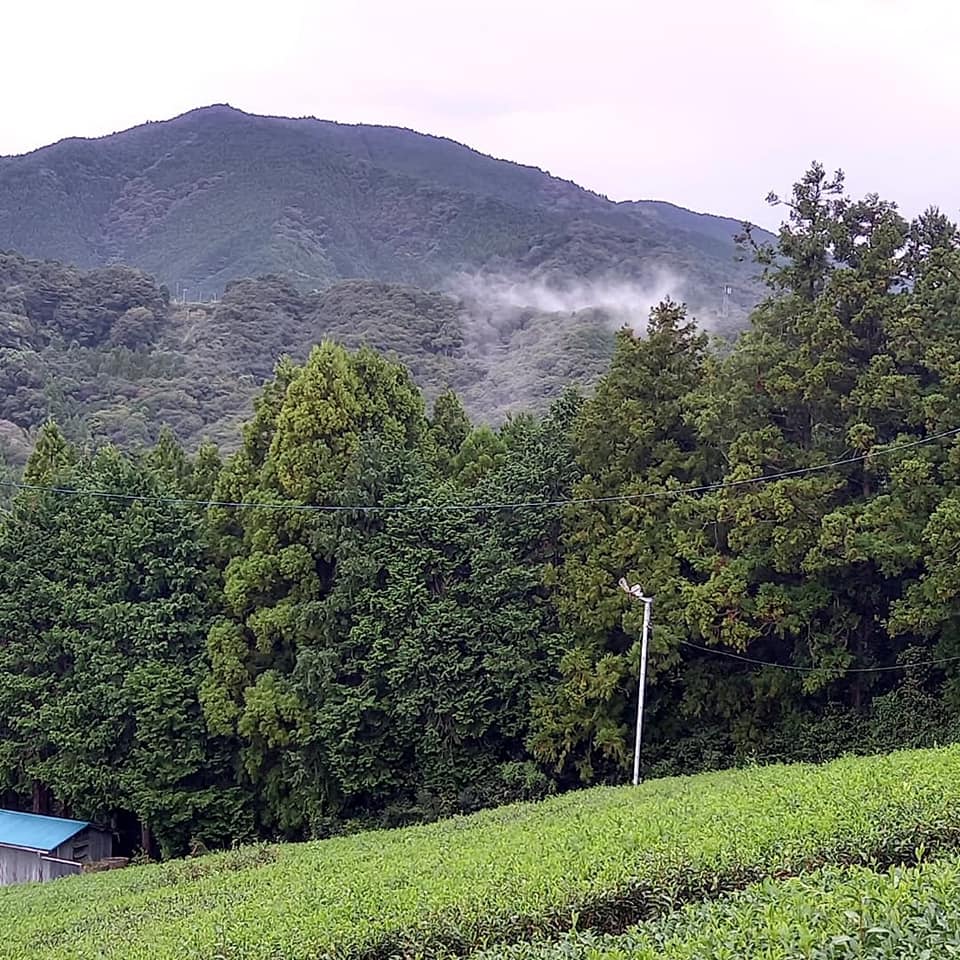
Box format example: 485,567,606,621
477,858,960,959
4,746,960,958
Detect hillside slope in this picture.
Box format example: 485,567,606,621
0,105,770,319
0,251,618,461
1,747,959,958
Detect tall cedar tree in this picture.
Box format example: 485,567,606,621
0,425,247,856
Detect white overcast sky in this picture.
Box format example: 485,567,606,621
4,0,957,229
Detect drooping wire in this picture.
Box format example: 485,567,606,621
678,639,960,673
1,426,957,514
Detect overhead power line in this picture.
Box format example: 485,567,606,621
679,638,960,673
1,426,958,514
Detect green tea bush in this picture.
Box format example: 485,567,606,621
3,746,960,959
476,858,960,959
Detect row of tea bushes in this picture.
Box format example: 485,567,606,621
477,858,960,959
3,747,960,958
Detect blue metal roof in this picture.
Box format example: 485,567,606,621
0,809,89,852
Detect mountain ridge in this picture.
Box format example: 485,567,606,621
0,104,772,318
0,106,778,466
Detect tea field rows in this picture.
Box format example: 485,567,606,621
3,746,960,958
477,859,960,959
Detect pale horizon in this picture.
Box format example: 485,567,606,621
5,0,958,231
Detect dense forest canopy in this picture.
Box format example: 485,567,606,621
2,164,960,859
0,252,625,470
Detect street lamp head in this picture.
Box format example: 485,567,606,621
619,577,651,602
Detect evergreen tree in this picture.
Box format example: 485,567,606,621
427,390,472,477
532,302,714,781
202,343,428,833
203,345,579,833
670,169,960,761
0,428,247,856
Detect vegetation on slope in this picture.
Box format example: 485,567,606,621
2,747,960,958
3,166,960,854
0,251,617,465
479,859,960,959
0,105,769,317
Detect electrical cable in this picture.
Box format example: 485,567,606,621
1,426,957,514
678,638,960,673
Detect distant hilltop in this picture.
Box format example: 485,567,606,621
0,104,771,320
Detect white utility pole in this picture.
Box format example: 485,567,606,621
619,577,652,786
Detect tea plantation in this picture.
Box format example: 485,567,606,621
4,746,960,959
478,860,960,959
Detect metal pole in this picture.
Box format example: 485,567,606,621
633,596,651,786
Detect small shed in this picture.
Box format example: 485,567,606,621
0,809,113,886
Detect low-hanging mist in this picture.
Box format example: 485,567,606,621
448,270,715,338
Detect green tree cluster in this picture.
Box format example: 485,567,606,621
199,344,572,835
0,425,246,857
534,165,960,781
2,165,960,855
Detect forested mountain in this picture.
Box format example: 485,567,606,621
0,251,617,466
0,105,769,320
0,105,777,463
2,166,960,857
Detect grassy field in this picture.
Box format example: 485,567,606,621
3,746,960,958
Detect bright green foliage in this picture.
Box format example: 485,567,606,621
479,860,960,959
201,344,573,834
22,421,76,484
534,302,714,781
0,428,248,856
454,424,507,487
2,747,960,957
428,389,472,476
202,342,427,833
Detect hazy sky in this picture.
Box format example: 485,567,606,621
5,0,957,229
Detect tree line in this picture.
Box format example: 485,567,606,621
3,164,960,857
